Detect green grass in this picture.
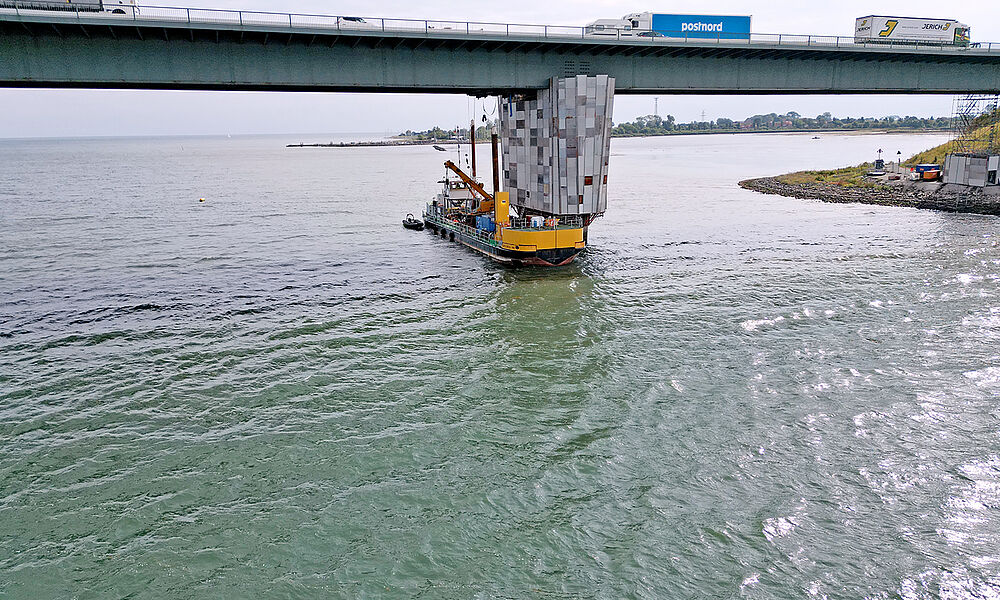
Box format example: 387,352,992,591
776,163,885,188
905,112,1000,166
906,141,958,166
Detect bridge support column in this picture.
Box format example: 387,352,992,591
500,75,615,218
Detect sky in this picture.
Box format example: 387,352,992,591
0,0,995,138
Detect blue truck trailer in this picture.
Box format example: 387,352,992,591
585,12,752,40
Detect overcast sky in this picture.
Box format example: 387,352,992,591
1,0,995,138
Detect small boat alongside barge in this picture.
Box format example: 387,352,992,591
402,213,424,230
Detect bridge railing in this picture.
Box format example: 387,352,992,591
2,3,998,53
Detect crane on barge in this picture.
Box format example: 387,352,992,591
418,122,586,267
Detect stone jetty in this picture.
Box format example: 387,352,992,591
739,177,1000,216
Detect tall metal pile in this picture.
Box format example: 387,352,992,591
951,94,1000,155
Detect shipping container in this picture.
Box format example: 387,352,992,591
854,15,971,46
650,14,751,40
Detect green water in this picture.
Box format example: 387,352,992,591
2,132,999,599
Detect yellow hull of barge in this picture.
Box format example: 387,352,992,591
493,191,583,252
498,227,585,252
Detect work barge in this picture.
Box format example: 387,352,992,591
422,158,588,267
421,75,616,267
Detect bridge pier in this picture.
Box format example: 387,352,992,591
500,75,615,222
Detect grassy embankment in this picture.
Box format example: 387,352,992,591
775,164,883,189
776,113,1000,188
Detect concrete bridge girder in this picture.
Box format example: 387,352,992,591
2,14,1000,94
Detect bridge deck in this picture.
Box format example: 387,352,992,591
2,7,1000,94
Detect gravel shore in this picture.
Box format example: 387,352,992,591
739,177,1000,216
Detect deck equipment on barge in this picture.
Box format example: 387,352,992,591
421,128,588,267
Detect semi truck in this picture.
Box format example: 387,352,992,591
585,13,751,40
0,0,136,14
854,16,971,46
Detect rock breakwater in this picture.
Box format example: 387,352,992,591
739,177,1000,216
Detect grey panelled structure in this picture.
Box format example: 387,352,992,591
501,76,615,217
3,10,1000,94
943,153,1000,187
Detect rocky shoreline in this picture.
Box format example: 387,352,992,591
739,177,1000,216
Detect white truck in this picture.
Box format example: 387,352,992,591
585,12,652,37
854,16,971,46
0,1,137,14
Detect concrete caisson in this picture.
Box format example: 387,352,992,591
500,75,615,217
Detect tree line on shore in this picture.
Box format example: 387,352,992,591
612,112,952,136
399,111,955,140
399,124,495,141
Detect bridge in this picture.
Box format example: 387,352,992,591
2,5,1000,95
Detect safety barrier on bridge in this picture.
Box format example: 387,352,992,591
1,3,999,53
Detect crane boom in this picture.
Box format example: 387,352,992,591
444,160,493,203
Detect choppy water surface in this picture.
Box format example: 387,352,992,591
2,131,999,599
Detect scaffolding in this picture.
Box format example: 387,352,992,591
951,94,1000,156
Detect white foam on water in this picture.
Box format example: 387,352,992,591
961,310,1000,329
740,573,759,590
963,367,1000,387
741,315,785,331
762,516,798,542
807,580,828,599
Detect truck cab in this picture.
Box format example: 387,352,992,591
102,0,137,15
584,18,634,37
584,12,652,37
953,25,971,46
621,13,653,30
